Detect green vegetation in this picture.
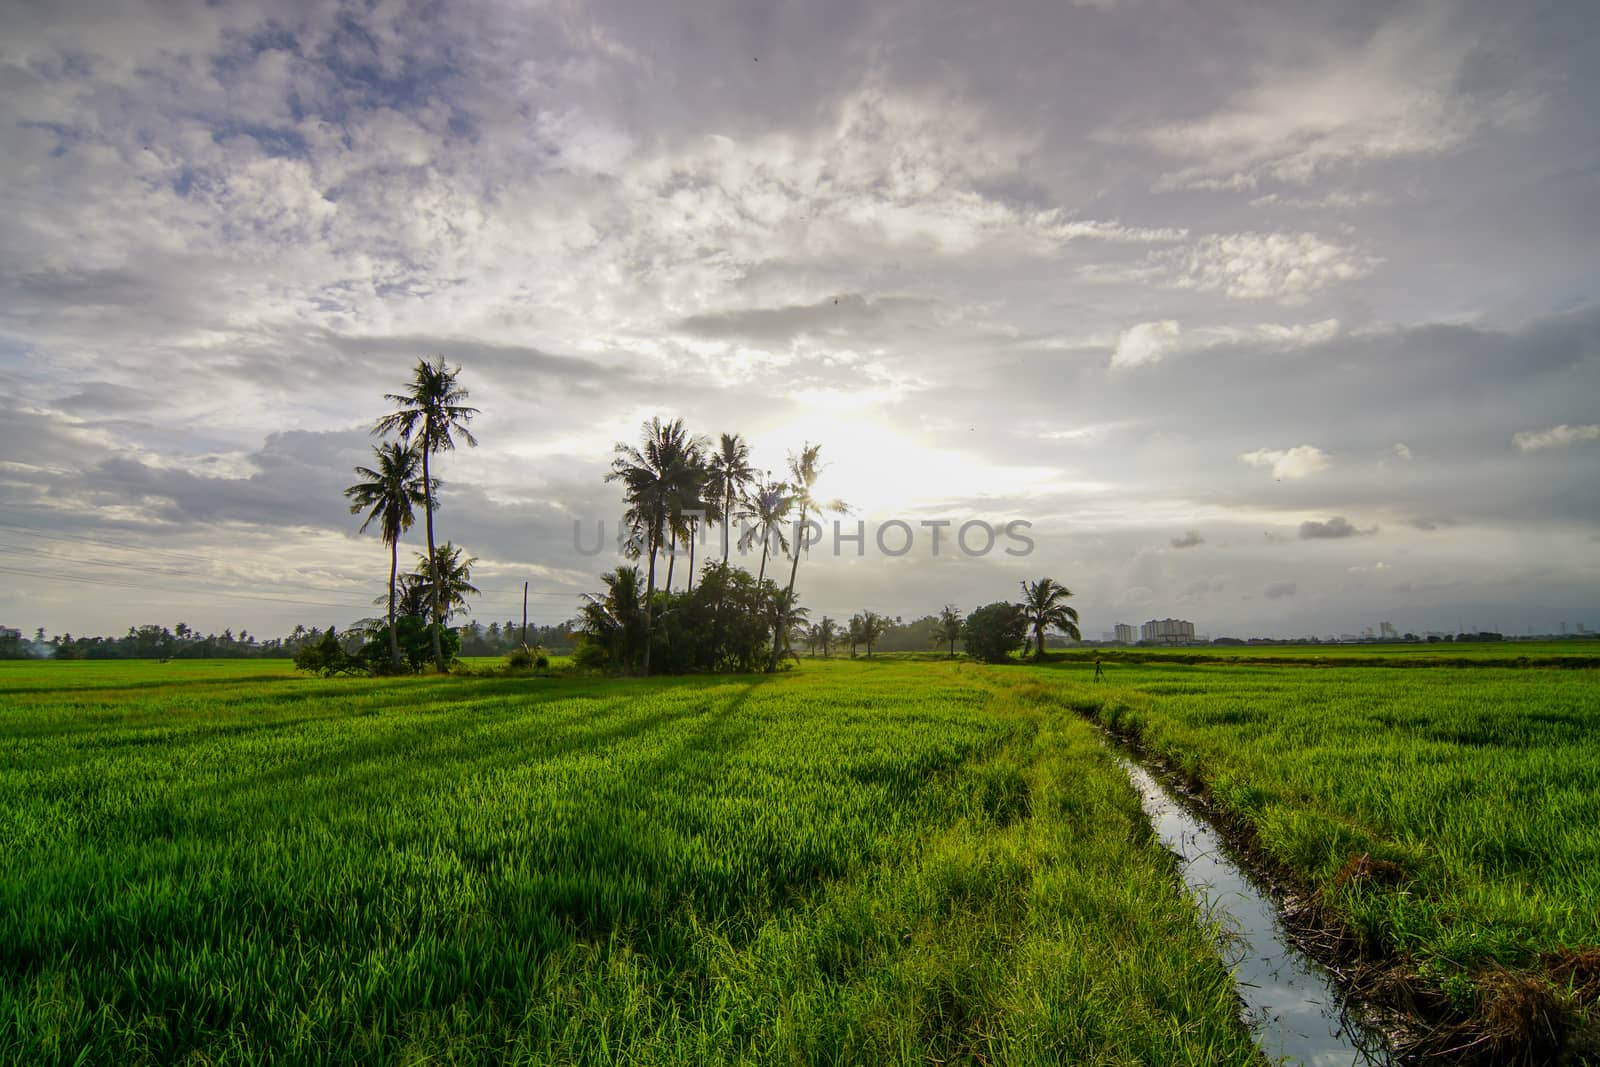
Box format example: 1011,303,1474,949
0,658,1259,1065
1039,658,1600,1055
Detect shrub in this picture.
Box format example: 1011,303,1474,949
962,602,1028,664
293,627,367,677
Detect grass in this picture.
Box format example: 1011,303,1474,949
1035,658,1600,1055
0,658,1260,1066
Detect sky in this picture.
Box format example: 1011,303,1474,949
2,0,1598,641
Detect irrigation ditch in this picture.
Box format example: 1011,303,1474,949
1085,715,1597,1065
1107,739,1394,1066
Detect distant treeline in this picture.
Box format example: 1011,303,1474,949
0,620,577,661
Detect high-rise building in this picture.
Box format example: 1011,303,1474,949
1113,623,1136,644
1140,618,1196,644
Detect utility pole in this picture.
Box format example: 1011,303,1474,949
522,581,529,651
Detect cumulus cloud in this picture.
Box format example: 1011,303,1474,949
1300,516,1375,539
1513,424,1600,451
1110,320,1181,368
1264,581,1298,599
1170,530,1204,549
1240,445,1331,480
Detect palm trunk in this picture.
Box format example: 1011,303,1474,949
642,525,657,676
1035,627,1045,661
769,504,808,672
665,539,676,592
387,538,400,668
721,491,731,565
422,433,445,672
687,520,696,591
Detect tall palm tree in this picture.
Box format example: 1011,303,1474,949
847,613,865,659
414,542,480,625
706,433,757,565
374,356,479,671
1020,578,1081,661
770,443,846,671
935,604,963,659
607,417,704,675
344,441,430,669
815,616,838,659
737,476,792,584
663,441,709,593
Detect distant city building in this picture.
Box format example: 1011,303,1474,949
1113,623,1137,644
1140,618,1196,644
1379,621,1397,639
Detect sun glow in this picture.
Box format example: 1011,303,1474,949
757,395,1069,517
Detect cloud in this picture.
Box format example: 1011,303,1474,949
1264,581,1297,599
1215,318,1342,347
1166,232,1377,302
1110,320,1181,368
1136,4,1541,189
1299,516,1375,539
1240,445,1331,480
1170,530,1204,549
1513,423,1600,451
1393,442,1412,460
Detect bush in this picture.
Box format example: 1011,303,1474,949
355,617,462,674
506,647,534,670
293,627,367,676
962,602,1028,664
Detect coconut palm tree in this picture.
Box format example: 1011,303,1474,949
607,417,704,675
1020,577,1081,661
344,441,430,669
815,616,838,659
847,614,864,658
414,542,480,625
373,357,479,671
579,565,647,670
935,604,963,659
706,433,758,565
770,443,846,671
737,475,792,584
663,441,709,593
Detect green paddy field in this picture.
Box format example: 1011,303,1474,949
1,648,1596,1064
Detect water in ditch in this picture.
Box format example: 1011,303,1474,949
1114,754,1393,1066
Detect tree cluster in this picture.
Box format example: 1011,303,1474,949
586,420,843,675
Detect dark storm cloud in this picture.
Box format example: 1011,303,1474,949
1170,530,1205,549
